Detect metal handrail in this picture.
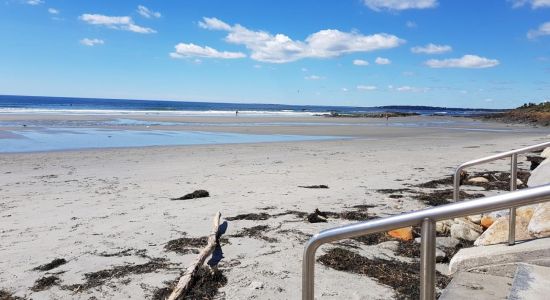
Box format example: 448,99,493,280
453,141,550,245
302,184,550,300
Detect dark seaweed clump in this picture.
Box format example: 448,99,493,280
318,248,450,300
229,225,277,243
413,189,484,206
63,258,168,291
33,258,67,271
31,276,60,292
226,213,271,221
171,190,210,200
152,266,227,300
165,237,208,255
0,289,25,300
298,185,329,189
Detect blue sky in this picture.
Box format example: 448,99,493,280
0,0,549,108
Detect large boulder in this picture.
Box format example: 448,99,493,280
474,206,535,246
528,202,550,238
540,147,550,159
527,157,550,187
450,218,483,241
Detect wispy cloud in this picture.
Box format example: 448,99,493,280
357,85,378,91
411,43,452,54
363,0,438,11
170,43,246,59
80,38,104,46
26,0,43,5
527,21,550,39
304,75,324,80
196,17,404,63
425,55,499,68
137,5,161,19
510,0,550,9
79,14,156,34
353,59,369,66
406,21,417,28
47,8,59,14
394,85,429,92
375,57,391,65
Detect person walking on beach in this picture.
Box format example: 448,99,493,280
235,110,239,117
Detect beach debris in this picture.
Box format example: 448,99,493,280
31,276,60,292
468,176,489,184
226,212,270,221
387,227,413,241
167,212,223,300
33,258,67,271
171,190,210,200
318,248,451,299
63,258,168,291
298,185,329,189
307,209,328,223
230,225,277,243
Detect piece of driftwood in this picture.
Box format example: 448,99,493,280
167,211,222,300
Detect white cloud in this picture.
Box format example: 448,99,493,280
406,21,417,28
79,14,156,34
304,75,324,80
357,85,378,91
353,59,369,66
80,38,104,46
510,0,550,9
411,43,452,54
48,8,59,14
375,57,391,64
363,0,438,11
527,21,550,39
170,43,245,59
301,67,308,72
425,55,499,68
26,0,43,5
395,85,429,92
137,5,161,19
195,17,405,63
341,87,349,92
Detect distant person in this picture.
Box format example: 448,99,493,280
235,110,239,117
385,113,389,121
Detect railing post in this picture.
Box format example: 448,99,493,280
453,167,462,202
509,154,518,245
420,218,436,300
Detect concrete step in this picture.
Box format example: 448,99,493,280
438,271,513,300
508,263,550,300
449,237,550,273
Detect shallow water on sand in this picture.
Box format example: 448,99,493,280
0,128,341,153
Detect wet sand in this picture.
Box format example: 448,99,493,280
0,114,548,299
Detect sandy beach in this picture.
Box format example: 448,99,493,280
1,115,548,299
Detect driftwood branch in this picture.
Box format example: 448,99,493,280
167,211,222,300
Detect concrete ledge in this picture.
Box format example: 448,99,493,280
439,272,511,300
509,263,550,300
449,237,550,274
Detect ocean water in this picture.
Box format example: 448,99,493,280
0,95,503,116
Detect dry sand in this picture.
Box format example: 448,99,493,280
0,115,548,299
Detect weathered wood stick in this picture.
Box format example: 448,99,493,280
167,211,222,300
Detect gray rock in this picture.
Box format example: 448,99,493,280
450,218,483,241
